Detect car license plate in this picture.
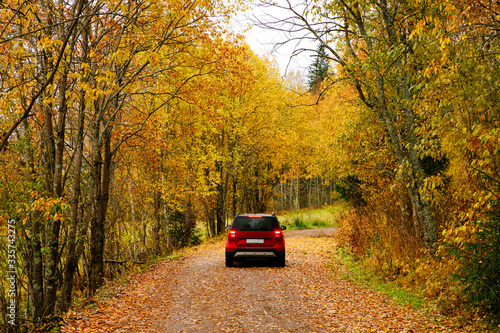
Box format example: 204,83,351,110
246,239,264,244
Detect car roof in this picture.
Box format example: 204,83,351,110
237,213,275,217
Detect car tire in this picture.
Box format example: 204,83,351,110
225,253,234,267
277,253,285,267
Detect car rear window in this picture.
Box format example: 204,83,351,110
232,216,279,231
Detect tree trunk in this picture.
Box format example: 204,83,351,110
19,118,44,321
216,186,225,234
295,174,300,211
379,1,438,248
89,119,112,295
215,161,225,234
59,5,90,309
350,1,438,248
232,178,237,218
60,82,87,312
183,198,195,246
153,189,161,255
28,215,44,322
43,56,69,315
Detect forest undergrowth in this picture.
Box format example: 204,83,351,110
333,202,499,332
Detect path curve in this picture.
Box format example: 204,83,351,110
63,229,476,332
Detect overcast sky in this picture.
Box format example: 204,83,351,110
229,2,317,78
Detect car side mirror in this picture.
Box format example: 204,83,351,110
225,225,231,230
281,225,287,230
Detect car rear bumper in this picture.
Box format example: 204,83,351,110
234,251,276,258
226,249,285,261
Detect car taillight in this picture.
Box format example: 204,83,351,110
229,230,236,239
275,230,282,240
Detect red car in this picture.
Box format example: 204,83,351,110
225,213,286,267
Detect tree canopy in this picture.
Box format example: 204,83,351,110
1,0,500,329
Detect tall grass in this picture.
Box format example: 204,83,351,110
278,204,344,230
336,246,425,310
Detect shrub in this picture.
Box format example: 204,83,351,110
448,196,500,324
168,211,202,248
336,175,366,208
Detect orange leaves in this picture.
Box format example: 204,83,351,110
14,193,70,226
314,81,391,182
63,233,475,332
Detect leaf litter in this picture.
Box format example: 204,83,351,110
63,231,479,332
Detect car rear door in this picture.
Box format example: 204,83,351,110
233,216,276,248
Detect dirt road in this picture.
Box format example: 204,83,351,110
63,229,475,332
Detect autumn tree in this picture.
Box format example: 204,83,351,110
257,0,500,319
256,0,442,248
0,0,236,328
0,0,87,320
415,0,500,320
141,42,295,236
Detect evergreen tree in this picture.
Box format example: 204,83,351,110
307,44,329,93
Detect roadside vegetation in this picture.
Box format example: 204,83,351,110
278,205,342,230
334,246,426,312
281,203,497,331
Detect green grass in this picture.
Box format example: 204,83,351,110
279,204,425,310
279,205,425,310
278,204,344,230
335,247,425,310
